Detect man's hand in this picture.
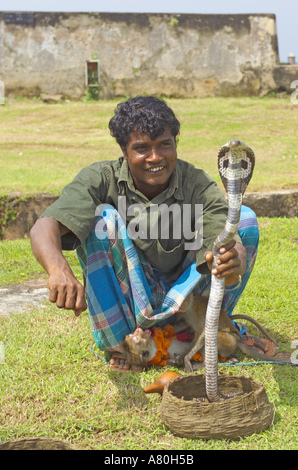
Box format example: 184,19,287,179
30,217,87,317
204,239,247,287
47,266,87,317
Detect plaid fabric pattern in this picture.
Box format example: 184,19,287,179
77,204,259,352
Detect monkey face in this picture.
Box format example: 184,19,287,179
121,328,152,366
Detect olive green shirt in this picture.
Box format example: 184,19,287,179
41,157,241,279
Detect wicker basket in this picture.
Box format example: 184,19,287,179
0,437,76,450
161,374,274,440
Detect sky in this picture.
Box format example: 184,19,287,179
0,0,297,63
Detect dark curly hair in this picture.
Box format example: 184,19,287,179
108,96,180,151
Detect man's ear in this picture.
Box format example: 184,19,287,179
121,147,128,159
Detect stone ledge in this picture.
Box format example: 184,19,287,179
0,191,297,241
0,193,58,241
243,190,298,218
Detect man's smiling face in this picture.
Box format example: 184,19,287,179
122,128,177,200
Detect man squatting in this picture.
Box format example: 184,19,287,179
30,96,261,372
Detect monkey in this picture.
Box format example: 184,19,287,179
121,291,281,372
177,292,278,372
121,327,194,369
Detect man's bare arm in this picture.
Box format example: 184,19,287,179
30,217,87,316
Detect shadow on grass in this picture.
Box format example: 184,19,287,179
272,364,298,405
257,326,298,410
105,366,153,410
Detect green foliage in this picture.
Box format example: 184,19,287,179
83,87,100,101
168,17,179,28
0,199,16,238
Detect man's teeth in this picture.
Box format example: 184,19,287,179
148,166,164,172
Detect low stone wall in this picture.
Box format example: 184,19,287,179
243,190,298,218
1,191,297,241
0,194,58,240
274,65,298,93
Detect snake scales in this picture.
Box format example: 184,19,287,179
205,140,255,402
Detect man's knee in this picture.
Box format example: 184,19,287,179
238,205,259,245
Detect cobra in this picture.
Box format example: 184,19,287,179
204,140,255,402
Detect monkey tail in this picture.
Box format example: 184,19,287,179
230,314,276,344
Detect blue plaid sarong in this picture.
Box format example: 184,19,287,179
77,205,259,352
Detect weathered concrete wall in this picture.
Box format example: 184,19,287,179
0,12,281,99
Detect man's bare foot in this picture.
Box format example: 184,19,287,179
242,334,277,357
109,353,144,373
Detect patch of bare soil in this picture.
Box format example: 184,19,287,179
0,278,49,317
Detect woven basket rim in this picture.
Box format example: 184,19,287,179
164,374,265,404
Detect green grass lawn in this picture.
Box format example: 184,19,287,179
0,217,297,450
0,96,298,195
0,97,297,449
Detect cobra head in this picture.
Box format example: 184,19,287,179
217,140,255,195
